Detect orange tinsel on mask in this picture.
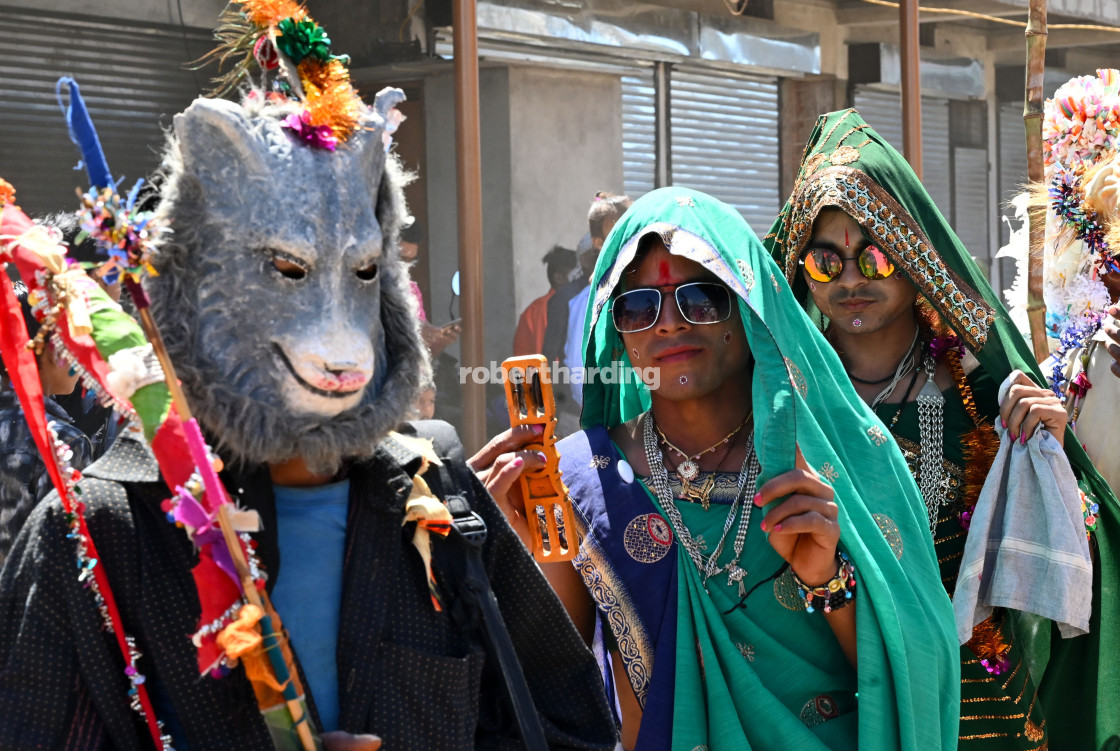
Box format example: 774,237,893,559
300,58,363,141
238,0,307,29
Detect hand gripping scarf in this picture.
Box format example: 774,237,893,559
577,187,960,749
765,108,1120,749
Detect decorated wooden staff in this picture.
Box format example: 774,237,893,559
57,76,320,750
0,180,174,750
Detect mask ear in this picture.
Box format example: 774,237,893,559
173,98,271,193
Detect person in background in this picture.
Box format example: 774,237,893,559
0,282,90,569
542,232,593,364
565,192,632,406
513,244,576,357
401,220,461,357
39,212,123,458
411,376,437,421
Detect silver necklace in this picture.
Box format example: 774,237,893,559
915,353,948,534
870,327,921,409
643,413,760,596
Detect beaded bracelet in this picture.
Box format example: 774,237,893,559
793,552,857,614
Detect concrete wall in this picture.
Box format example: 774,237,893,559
424,68,514,369
424,64,623,366
508,67,624,319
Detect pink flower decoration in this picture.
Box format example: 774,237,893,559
282,110,338,151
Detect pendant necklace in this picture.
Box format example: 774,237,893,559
644,413,760,596
656,411,751,486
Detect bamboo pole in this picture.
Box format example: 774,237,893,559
453,0,487,454
1025,0,1050,363
900,0,923,178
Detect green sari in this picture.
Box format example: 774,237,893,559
578,187,960,749
765,108,1120,749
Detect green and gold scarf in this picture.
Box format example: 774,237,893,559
578,187,961,749
765,108,1120,749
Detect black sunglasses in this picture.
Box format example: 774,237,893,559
611,282,733,333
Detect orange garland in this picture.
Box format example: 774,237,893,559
300,58,363,139
240,0,306,28
946,349,1001,516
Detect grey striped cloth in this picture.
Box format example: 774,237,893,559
953,372,1093,643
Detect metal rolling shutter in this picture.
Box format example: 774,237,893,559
0,8,210,218
621,72,657,200
952,146,990,261
851,88,953,221
998,101,1029,245
668,69,780,239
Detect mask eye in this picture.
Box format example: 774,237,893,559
271,256,308,280
356,263,379,282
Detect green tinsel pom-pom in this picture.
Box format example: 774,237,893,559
275,17,332,66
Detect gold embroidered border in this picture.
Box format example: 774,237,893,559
572,509,656,707
779,167,995,351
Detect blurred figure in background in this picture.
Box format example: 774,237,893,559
0,282,90,568
512,244,576,357
38,213,123,459
401,220,461,357
564,192,632,407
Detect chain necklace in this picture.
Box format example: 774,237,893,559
915,353,948,535
868,327,921,409
656,411,751,485
644,413,760,596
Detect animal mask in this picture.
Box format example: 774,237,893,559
148,91,426,473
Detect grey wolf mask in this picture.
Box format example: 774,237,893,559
147,91,426,473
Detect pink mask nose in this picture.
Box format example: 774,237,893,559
311,368,370,393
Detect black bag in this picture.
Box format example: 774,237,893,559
404,421,549,751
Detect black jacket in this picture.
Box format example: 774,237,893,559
0,423,615,750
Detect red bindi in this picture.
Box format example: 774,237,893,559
845,228,849,248
654,260,677,286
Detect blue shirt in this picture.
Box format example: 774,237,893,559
271,479,350,731
564,284,592,406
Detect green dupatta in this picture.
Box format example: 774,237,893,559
578,187,960,749
765,108,1120,749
